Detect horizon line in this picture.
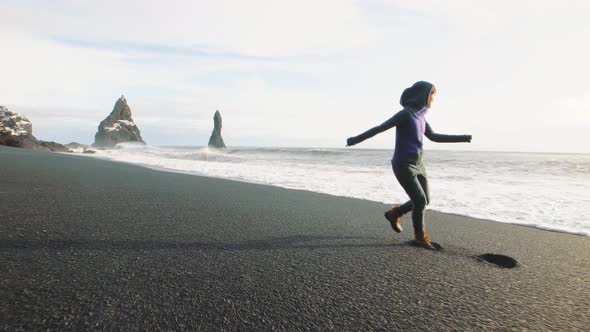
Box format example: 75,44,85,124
139,144,590,156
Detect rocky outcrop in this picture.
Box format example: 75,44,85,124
65,142,86,150
65,142,96,154
93,95,144,148
39,141,71,153
0,106,71,152
1,106,38,148
208,110,226,149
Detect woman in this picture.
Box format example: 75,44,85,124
346,81,472,249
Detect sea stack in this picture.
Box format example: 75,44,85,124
93,95,145,148
208,110,226,149
0,106,70,152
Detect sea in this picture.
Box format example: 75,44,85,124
86,143,590,237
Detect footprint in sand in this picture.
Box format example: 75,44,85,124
475,253,520,269
405,241,520,269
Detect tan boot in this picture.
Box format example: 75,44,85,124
384,205,403,233
414,230,437,250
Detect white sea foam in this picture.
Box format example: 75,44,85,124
86,143,590,236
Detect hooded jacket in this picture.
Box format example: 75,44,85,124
347,81,471,165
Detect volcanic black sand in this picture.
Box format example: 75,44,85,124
1,145,589,331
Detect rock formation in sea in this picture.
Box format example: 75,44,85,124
65,142,96,154
0,106,71,152
207,110,226,149
65,142,86,150
93,95,144,148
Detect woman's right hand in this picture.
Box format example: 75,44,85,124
346,137,357,147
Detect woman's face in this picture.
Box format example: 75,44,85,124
427,87,436,109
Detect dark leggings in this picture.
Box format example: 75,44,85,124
392,162,430,233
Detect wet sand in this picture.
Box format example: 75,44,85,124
1,145,589,330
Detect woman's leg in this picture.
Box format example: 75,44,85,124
393,165,428,233
397,200,413,215
417,172,430,206
395,167,430,213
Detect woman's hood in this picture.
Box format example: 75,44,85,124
400,81,434,109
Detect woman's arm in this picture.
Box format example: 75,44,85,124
347,111,407,146
424,122,472,143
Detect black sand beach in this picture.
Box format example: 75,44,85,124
1,145,589,331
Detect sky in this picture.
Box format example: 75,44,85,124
1,0,589,153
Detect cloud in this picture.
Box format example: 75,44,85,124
1,0,378,57
50,36,278,62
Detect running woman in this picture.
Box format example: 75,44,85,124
346,81,472,249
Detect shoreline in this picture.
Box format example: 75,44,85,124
2,145,589,330
80,148,589,238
